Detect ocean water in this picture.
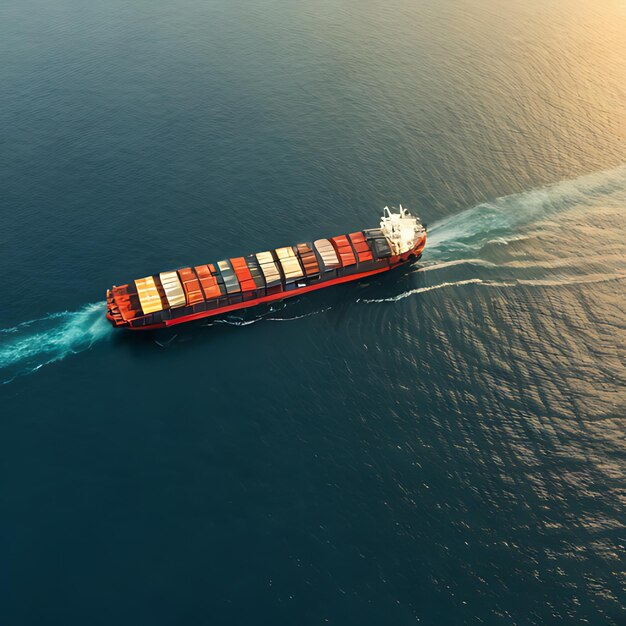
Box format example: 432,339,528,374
1,1,624,624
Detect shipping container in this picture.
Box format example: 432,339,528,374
330,235,357,267
135,276,165,314
363,229,392,260
275,246,304,282
177,267,205,306
371,238,392,259
348,232,374,263
194,264,223,300
255,251,282,287
245,255,267,291
159,271,187,308
314,239,340,271
217,260,241,294
230,257,257,293
295,242,320,277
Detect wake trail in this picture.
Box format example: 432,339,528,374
359,273,626,304
425,164,626,261
207,306,332,328
359,279,486,303
0,302,111,383
0,165,624,382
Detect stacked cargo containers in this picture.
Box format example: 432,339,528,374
295,243,320,279
330,235,357,268
230,257,258,301
195,264,224,309
217,260,242,304
159,271,187,308
134,277,164,315
363,228,392,260
177,268,205,306
245,255,266,295
314,239,340,275
256,251,283,295
112,284,145,322
275,246,304,290
348,232,374,263
119,228,395,327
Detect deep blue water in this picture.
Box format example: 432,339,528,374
1,1,625,624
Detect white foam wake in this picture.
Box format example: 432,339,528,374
359,279,486,303
425,165,626,260
360,273,626,304
0,165,623,382
0,302,111,383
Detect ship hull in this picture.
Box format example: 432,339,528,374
128,262,402,330
106,220,426,331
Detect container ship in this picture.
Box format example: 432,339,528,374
106,206,426,330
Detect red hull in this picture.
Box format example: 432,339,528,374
123,264,391,330
106,228,426,331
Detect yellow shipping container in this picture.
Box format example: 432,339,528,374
135,276,164,314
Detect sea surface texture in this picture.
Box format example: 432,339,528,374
1,1,624,624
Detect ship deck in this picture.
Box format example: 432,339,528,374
107,228,426,330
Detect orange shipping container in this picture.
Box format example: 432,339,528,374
330,236,356,267
195,264,222,299
178,267,205,305
230,257,257,292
